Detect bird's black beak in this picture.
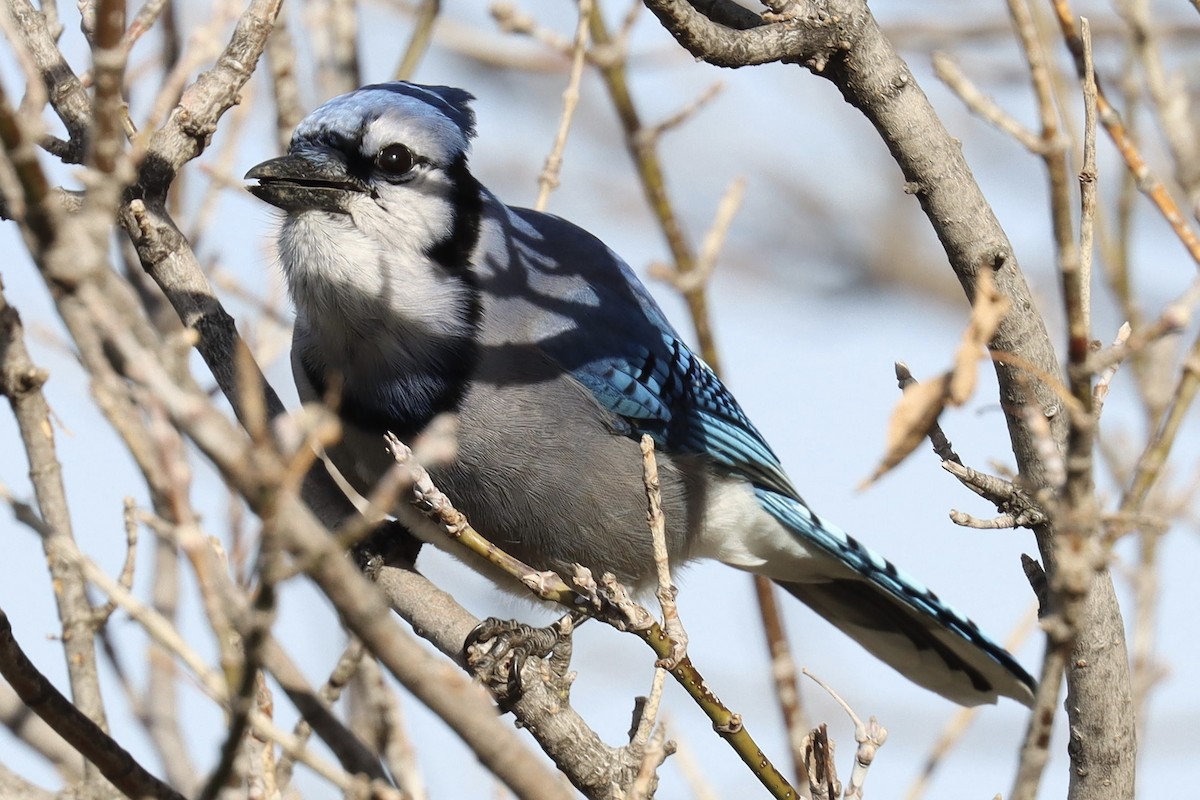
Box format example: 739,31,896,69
244,153,367,213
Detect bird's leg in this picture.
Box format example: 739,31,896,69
464,612,582,708
351,519,424,579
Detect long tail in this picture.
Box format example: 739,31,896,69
756,488,1035,707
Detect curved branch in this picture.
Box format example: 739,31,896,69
6,0,91,161
0,607,185,800
643,0,859,68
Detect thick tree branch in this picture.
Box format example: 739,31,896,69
642,3,1133,800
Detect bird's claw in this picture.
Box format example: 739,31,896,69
464,616,574,707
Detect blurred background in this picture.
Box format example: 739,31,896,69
2,0,1197,797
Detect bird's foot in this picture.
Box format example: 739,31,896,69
464,614,577,708
351,520,423,579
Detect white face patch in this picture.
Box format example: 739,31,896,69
275,85,484,384
278,205,475,364
279,85,476,315
362,105,466,169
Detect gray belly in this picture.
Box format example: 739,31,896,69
324,367,708,588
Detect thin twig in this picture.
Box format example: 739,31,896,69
533,0,591,211
0,247,108,752
21,495,388,796
310,0,360,99
274,637,370,789
144,528,198,792
393,0,440,81
588,5,721,370
801,669,887,800
264,3,303,154
1093,322,1131,416
752,574,810,791
386,434,797,799
933,51,1044,153
1049,0,1200,269
893,362,962,465
121,0,167,54
1120,325,1200,726
640,435,686,667
1112,0,1200,208
650,176,744,293
1078,17,1097,339
362,656,428,800
195,518,281,800
95,498,140,624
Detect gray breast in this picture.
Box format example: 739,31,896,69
426,350,708,588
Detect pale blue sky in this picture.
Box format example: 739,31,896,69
1,2,1196,797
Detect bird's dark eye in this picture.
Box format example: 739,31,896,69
375,144,415,177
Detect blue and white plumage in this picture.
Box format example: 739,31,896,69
246,82,1035,707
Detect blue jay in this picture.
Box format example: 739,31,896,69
246,82,1035,707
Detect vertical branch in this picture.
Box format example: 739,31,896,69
533,0,591,212
0,275,112,742
587,6,720,370
1120,328,1200,725
144,534,198,792
1048,0,1200,269
393,0,440,81
1078,19,1097,340
195,502,282,800
0,81,110,776
753,576,810,790
1113,0,1200,207
1008,6,1116,799
265,4,304,153
272,637,372,789
587,6,809,779
312,0,361,100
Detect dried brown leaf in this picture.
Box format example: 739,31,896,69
861,372,951,489
950,271,1010,404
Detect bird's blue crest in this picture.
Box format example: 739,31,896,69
291,82,477,159
360,82,477,140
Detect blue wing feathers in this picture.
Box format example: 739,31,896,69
757,488,1034,692
573,331,798,498
515,207,1032,697
556,289,1034,693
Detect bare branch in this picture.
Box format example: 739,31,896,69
933,51,1044,154
0,683,84,781
1049,0,1200,269
5,0,91,161
533,0,591,211
640,435,686,668
0,266,108,766
393,0,441,81
0,606,185,800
